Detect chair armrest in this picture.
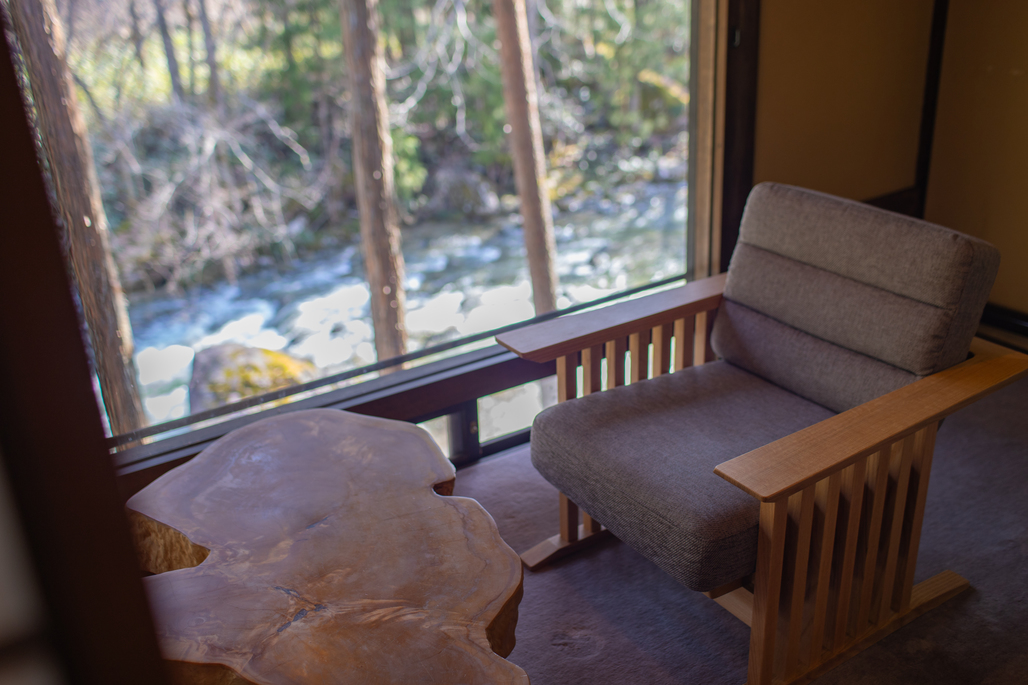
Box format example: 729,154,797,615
715,337,1028,502
496,273,726,363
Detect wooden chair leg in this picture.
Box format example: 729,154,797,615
520,492,612,570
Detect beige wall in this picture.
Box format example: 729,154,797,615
753,0,935,201
925,0,1028,313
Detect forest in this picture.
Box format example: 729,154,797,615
48,0,690,291
6,0,690,433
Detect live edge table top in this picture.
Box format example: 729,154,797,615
126,409,528,685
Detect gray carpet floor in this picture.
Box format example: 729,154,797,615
452,375,1028,684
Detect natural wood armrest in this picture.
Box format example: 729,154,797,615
715,337,1028,502
496,273,726,363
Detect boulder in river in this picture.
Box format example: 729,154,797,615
424,165,500,217
189,344,318,413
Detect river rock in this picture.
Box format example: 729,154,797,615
425,165,500,216
188,344,318,413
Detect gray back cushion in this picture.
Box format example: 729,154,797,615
711,182,1000,412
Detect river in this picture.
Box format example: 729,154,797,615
128,177,687,432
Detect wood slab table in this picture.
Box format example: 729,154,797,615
127,409,529,684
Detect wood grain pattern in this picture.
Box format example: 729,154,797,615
495,274,725,363
559,492,580,543
673,316,695,372
579,345,604,537
713,587,754,627
581,345,603,396
518,527,615,570
807,472,841,665
652,324,673,376
897,424,937,612
693,310,711,366
875,433,915,625
783,486,816,679
831,460,867,651
605,337,626,388
748,500,789,684
629,330,650,383
854,450,891,634
127,409,528,685
786,571,969,685
556,354,578,402
715,341,1028,502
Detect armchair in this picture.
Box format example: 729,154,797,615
497,183,1028,684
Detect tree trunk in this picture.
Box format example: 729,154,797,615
494,0,558,313
340,0,408,365
8,0,146,433
128,0,147,70
153,0,186,102
196,0,221,109
183,0,196,97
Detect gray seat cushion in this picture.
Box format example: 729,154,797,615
531,361,835,592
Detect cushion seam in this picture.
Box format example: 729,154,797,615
737,237,957,312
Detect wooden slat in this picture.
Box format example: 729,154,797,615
831,459,867,649
673,316,695,372
854,449,892,634
748,500,789,685
559,493,579,543
704,306,718,362
807,472,842,666
693,310,710,366
652,324,673,376
495,274,726,363
791,570,969,685
784,486,816,679
629,330,650,383
581,344,603,396
715,341,1028,502
605,337,627,389
556,354,578,402
897,424,938,612
875,432,915,625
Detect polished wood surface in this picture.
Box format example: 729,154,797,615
519,527,615,571
496,273,725,363
127,409,528,684
788,571,969,685
735,415,969,683
715,338,1028,502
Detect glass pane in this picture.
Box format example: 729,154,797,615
478,377,558,443
15,0,690,440
417,415,452,458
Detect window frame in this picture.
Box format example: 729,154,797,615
106,0,735,497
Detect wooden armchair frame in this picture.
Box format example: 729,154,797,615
497,274,1028,685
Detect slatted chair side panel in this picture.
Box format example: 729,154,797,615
748,422,942,684
551,304,720,545
554,306,720,402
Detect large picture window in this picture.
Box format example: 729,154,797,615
6,0,705,463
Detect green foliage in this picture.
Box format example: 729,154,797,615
63,0,691,291
392,130,428,201
538,0,692,146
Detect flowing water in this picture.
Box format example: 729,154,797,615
128,178,687,428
